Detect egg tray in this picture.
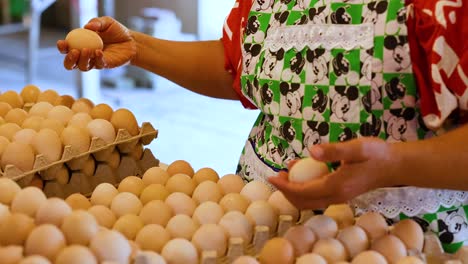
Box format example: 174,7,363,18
42,148,160,199
0,122,158,187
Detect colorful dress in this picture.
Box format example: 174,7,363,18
222,0,467,253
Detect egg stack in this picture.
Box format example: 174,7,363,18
0,87,158,197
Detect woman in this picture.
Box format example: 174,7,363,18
58,0,467,252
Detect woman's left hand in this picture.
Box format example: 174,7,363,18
268,137,400,210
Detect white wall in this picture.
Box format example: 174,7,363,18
197,0,235,40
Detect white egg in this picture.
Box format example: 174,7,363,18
191,224,227,257
245,201,278,233
0,177,21,205
219,211,253,244
90,229,131,264
11,187,47,217
296,253,327,264
312,238,348,263
240,180,272,202
304,214,338,239
36,198,72,227
165,192,196,217
161,238,198,264
288,157,328,183
192,201,224,225
90,183,119,207
166,214,198,240
110,192,142,217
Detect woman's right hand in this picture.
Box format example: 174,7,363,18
57,16,137,71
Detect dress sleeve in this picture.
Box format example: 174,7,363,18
406,0,467,130
222,0,257,109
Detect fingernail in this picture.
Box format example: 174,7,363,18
310,146,324,158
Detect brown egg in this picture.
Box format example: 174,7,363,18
130,143,144,160
161,238,198,264
18,255,51,264
68,112,92,128
113,214,144,240
37,90,59,105
55,245,98,264
90,103,113,121
337,225,369,259
192,181,223,204
165,174,196,196
11,187,47,217
1,141,35,172
304,215,338,239
25,224,66,260
89,229,131,264
5,108,28,126
258,237,294,264
87,119,116,144
118,176,145,196
110,108,139,136
245,201,278,232
71,98,94,114
192,201,224,225
88,205,117,229
166,214,199,240
66,28,104,51
36,197,72,226
0,123,22,141
166,160,194,177
107,149,120,169
0,116,4,126
40,119,64,135
135,224,171,253
139,200,173,226
192,224,227,257
20,84,41,103
140,184,170,205
0,136,9,157
29,102,53,118
312,238,348,263
32,128,63,163
13,129,37,145
0,102,12,117
371,235,407,263
351,251,388,264
283,225,316,257
0,213,35,245
47,105,74,125
0,90,23,108
0,245,24,264
61,210,99,245
110,192,142,217
356,212,389,241
390,219,424,252
218,211,253,243
165,192,197,216
54,165,70,185
268,191,299,223
90,183,118,207
193,167,219,184
65,193,91,210
219,193,250,213
61,125,91,153
0,177,21,205
54,95,75,108
232,256,260,264
142,167,170,186
240,180,272,202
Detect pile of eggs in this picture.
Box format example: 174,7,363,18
0,86,144,187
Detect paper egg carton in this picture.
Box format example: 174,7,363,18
0,122,158,188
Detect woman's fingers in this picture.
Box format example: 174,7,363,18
94,50,105,69
56,40,69,54
77,48,92,71
63,49,80,70
85,16,114,32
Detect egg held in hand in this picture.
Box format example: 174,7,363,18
65,28,103,51
288,157,328,183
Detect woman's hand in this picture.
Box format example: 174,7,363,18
57,16,137,71
268,137,400,210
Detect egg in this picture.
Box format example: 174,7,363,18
166,160,194,177
88,205,117,229
135,224,171,253
110,108,139,136
0,245,24,264
40,118,64,135
68,112,92,128
113,214,144,240
351,250,388,264
312,238,348,262
25,224,66,260
71,98,94,113
165,174,196,196
268,191,299,222
13,129,37,145
90,103,113,121
37,90,59,105
54,95,75,108
142,167,170,185
218,211,253,243
337,225,369,259
296,253,327,264
283,225,316,257
90,229,131,264
395,256,424,264
192,201,224,225
139,200,173,226
0,177,21,205
240,180,272,202
11,187,47,217
245,201,278,232
218,174,245,194
1,141,35,173
0,116,4,126
288,157,328,183
304,214,338,239
0,203,11,223
61,125,91,154
65,193,91,210
232,256,260,264
80,155,96,177
29,102,53,117
219,193,250,213
0,136,9,156
192,181,223,204
110,192,142,217
66,28,104,51
61,210,99,245
18,255,51,264
371,235,407,263
54,165,70,185
193,167,219,185
0,90,23,108
390,219,424,252
356,212,389,241
140,184,170,205
258,237,294,264
47,105,74,125
324,204,355,229
118,176,145,196
192,224,227,257
130,143,144,160
5,108,28,126
0,102,12,117
0,213,35,245
20,84,41,103
36,198,72,226
0,123,22,141
55,245,98,264
166,214,199,240
165,192,196,216
90,182,118,207
87,119,116,144
21,116,45,131
31,128,63,163
161,238,198,264
107,149,120,169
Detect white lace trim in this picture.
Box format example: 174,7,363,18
264,23,374,52
350,187,468,219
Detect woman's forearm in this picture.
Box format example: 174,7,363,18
392,124,468,190
130,31,238,100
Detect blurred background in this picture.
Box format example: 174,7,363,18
0,0,259,175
